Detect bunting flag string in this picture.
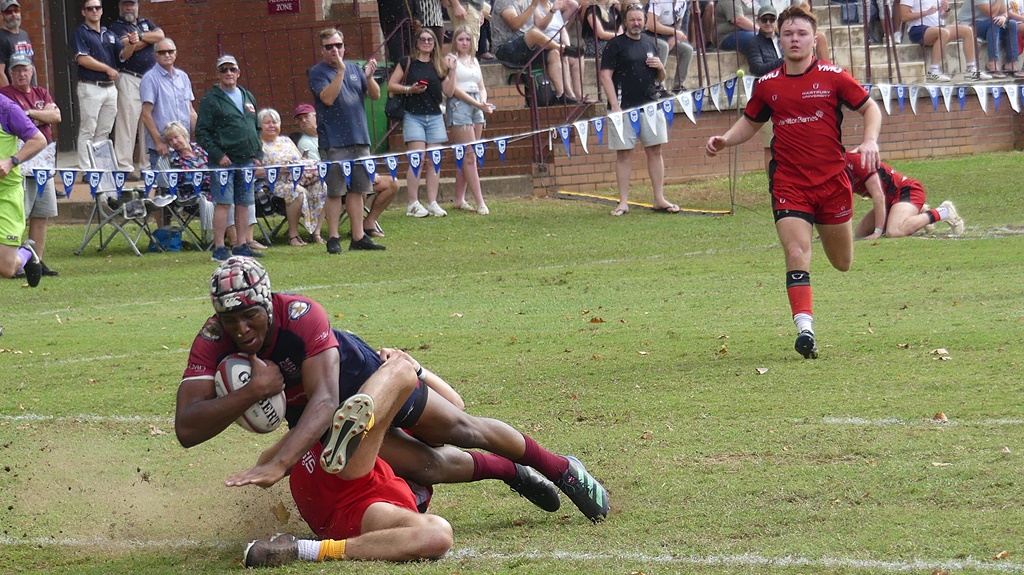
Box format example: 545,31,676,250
454,144,465,171
39,74,1020,189
473,142,486,167
34,168,50,197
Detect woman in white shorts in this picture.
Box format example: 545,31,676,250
446,28,495,215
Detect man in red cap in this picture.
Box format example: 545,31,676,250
292,97,397,245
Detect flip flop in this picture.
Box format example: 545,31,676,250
990,70,1008,79
653,203,681,213
610,207,629,216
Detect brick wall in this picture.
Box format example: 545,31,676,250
534,96,1024,196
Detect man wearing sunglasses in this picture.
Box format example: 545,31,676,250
308,28,385,253
0,0,33,87
140,38,196,168
109,0,164,179
746,5,783,77
73,0,133,172
195,54,263,262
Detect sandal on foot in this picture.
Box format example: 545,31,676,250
610,206,629,216
364,228,385,238
990,70,1008,79
311,235,326,244
653,203,681,213
288,236,307,247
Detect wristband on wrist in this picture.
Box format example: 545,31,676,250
416,365,423,377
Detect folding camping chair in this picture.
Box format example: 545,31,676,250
153,156,214,251
74,140,167,257
253,180,289,245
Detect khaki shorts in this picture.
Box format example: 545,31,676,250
609,107,669,150
324,145,372,196
24,176,58,219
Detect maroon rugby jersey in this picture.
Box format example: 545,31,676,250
745,60,870,189
182,293,338,416
844,151,917,201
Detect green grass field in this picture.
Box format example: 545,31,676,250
2,151,1023,574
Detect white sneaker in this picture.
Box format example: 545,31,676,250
940,200,964,234
893,31,903,44
966,69,992,81
926,71,952,82
921,203,935,233
426,201,448,217
406,201,429,218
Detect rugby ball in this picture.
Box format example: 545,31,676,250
213,353,286,434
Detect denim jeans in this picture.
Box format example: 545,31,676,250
719,30,755,52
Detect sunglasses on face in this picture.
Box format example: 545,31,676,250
219,67,239,73
156,49,176,55
760,15,776,22
3,7,20,14
418,37,435,43
322,42,344,51
84,5,102,11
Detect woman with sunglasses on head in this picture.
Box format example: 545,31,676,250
388,29,456,218
446,27,495,215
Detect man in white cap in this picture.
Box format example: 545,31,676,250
195,54,263,262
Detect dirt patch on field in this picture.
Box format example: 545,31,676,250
2,419,309,548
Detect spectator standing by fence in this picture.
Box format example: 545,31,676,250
447,27,494,215
74,0,131,171
110,0,163,178
1,55,59,278
0,0,32,86
388,29,455,219
308,28,386,252
600,4,681,217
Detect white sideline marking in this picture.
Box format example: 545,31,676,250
0,414,172,424
451,549,1024,573
0,538,1020,573
7,347,189,368
823,417,1024,426
4,414,1022,427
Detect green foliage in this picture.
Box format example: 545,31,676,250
1,152,1022,574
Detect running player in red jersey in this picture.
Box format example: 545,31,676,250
706,4,882,359
844,150,964,239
